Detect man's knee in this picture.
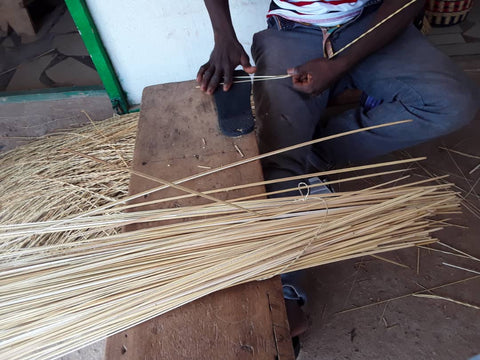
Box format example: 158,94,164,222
427,81,479,136
252,29,290,71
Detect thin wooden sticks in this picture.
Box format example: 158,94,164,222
0,111,465,360
336,275,480,314
0,113,139,247
101,157,425,213
438,242,480,262
443,263,480,275
331,0,419,58
56,119,413,221
0,179,460,359
413,294,480,310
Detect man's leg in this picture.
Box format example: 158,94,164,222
252,24,329,195
314,16,479,167
252,24,331,339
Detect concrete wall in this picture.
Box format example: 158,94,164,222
85,0,271,105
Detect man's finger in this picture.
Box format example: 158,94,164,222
292,72,312,85
207,69,222,94
292,82,314,94
201,65,215,92
240,54,256,74
291,72,315,94
223,67,234,92
196,62,210,83
287,67,298,76
243,66,257,74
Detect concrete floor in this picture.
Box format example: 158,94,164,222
297,11,480,356
0,3,102,92
1,4,480,360
298,121,480,360
0,95,114,152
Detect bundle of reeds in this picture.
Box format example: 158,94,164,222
0,175,459,359
0,117,460,360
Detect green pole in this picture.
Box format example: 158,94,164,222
65,0,129,114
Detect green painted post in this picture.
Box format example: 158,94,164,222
65,0,129,114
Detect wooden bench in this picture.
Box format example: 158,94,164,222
105,81,294,360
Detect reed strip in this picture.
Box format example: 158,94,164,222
336,275,480,315
331,0,419,58
413,294,480,310
443,262,480,275
53,119,413,224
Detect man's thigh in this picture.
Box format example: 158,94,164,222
252,24,326,74
251,26,329,154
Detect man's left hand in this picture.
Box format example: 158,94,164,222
287,58,347,95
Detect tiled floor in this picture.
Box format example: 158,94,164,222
426,1,480,56
0,3,101,93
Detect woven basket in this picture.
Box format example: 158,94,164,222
425,0,473,26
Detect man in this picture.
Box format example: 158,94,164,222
197,0,478,339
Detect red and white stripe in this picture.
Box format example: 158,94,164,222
267,0,368,26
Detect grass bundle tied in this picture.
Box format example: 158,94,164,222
0,116,461,360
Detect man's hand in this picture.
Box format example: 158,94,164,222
287,58,347,95
197,38,256,95
287,0,424,96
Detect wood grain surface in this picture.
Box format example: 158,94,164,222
104,81,294,360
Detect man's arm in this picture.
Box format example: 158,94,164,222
289,0,425,94
197,0,256,94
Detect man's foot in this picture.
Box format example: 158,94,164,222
308,176,333,195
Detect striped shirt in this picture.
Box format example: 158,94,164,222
267,0,368,27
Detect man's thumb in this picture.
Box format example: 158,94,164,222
241,55,256,74
287,67,299,76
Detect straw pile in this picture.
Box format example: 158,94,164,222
0,113,138,250
0,117,461,360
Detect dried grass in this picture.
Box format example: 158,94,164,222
0,113,139,248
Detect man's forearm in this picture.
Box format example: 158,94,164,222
287,0,425,94
204,0,237,41
198,0,255,93
334,0,425,70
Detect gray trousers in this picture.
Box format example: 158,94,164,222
251,5,479,196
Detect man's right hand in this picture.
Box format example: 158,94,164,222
197,38,256,95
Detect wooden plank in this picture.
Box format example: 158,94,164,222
464,23,480,39
105,81,294,360
0,18,8,36
437,42,480,56
427,33,466,45
0,0,35,37
428,24,463,35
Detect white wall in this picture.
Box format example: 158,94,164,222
85,0,271,105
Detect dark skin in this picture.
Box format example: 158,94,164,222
197,0,425,95
197,0,256,94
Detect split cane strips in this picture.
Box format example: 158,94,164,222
0,119,461,360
